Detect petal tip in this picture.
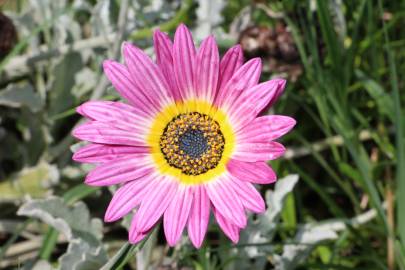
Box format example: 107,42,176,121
288,117,297,129
84,175,93,184
122,41,132,48
71,126,81,139
76,104,85,116
231,44,243,57
102,60,118,76
272,78,287,94
129,231,145,244
278,78,287,88
84,173,101,186
122,41,138,57
175,23,193,39
239,218,247,229
177,23,188,30
166,238,178,247
252,57,262,65
256,202,266,213
104,212,116,223
122,42,131,53
153,28,168,39
230,236,240,244
233,44,242,50
191,238,204,248
153,28,162,36
207,34,216,41
102,59,113,69
71,151,82,162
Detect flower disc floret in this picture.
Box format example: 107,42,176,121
160,112,225,175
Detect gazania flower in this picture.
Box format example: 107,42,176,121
72,24,295,248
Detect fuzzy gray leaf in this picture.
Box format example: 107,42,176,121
195,0,225,40
274,224,338,270
17,197,102,242
33,260,53,270
241,175,298,258
58,239,108,270
72,68,97,98
274,205,380,270
264,174,300,228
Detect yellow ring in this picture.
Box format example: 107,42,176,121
147,99,235,185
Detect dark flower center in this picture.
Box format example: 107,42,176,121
179,129,209,159
160,112,225,175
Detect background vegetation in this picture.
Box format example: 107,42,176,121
0,0,404,269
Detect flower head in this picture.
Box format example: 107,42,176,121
72,24,295,248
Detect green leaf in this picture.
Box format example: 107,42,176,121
315,0,343,77
100,226,156,270
100,240,148,270
48,52,83,117
338,162,362,187
0,83,43,112
356,70,394,121
377,0,405,253
99,243,133,270
316,245,332,264
281,192,297,230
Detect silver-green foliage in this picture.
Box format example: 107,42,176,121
17,197,107,270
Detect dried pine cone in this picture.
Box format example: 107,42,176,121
238,23,302,81
0,12,18,59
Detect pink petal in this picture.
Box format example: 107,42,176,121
215,58,261,108
76,101,151,128
227,79,286,131
163,186,194,246
237,115,296,142
187,186,210,248
84,156,153,186
72,121,146,146
129,228,150,244
123,42,173,108
131,177,178,232
213,208,240,244
103,60,157,116
73,143,148,163
218,45,244,92
268,79,286,107
226,159,277,184
153,30,181,101
233,141,286,162
230,176,265,213
206,176,247,228
104,178,152,222
173,24,196,100
194,35,219,103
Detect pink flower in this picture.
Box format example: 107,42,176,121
72,24,295,248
